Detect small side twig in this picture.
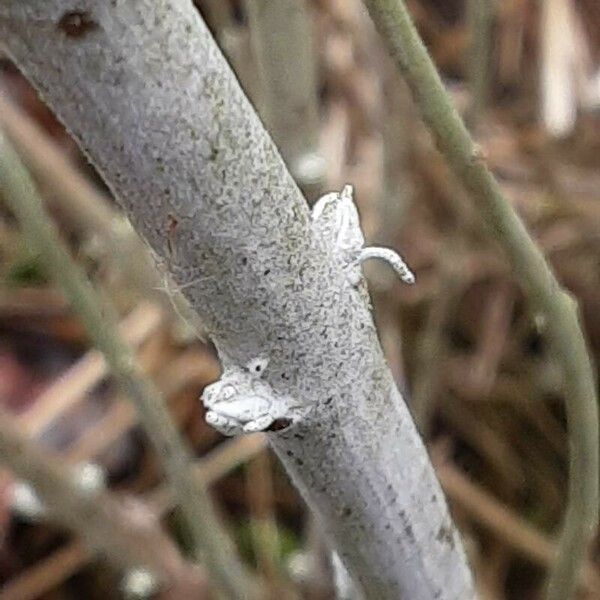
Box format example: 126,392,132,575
362,2,599,597
0,130,251,600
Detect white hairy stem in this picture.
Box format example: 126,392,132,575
0,2,474,598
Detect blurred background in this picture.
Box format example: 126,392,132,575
0,0,599,598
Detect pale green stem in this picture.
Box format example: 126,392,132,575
0,130,252,600
361,2,599,598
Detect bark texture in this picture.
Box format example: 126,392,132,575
0,2,475,598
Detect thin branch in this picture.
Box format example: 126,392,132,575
246,0,325,196
0,130,251,600
411,243,465,435
2,434,268,600
64,349,219,464
18,302,162,437
0,541,87,600
466,0,494,128
361,1,599,598
0,93,115,230
151,435,269,514
246,450,281,592
0,3,474,597
0,410,207,599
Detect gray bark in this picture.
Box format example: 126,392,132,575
0,2,474,598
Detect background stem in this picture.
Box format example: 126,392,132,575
0,129,251,600
0,2,475,597
361,1,599,597
246,0,325,197
0,409,207,599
